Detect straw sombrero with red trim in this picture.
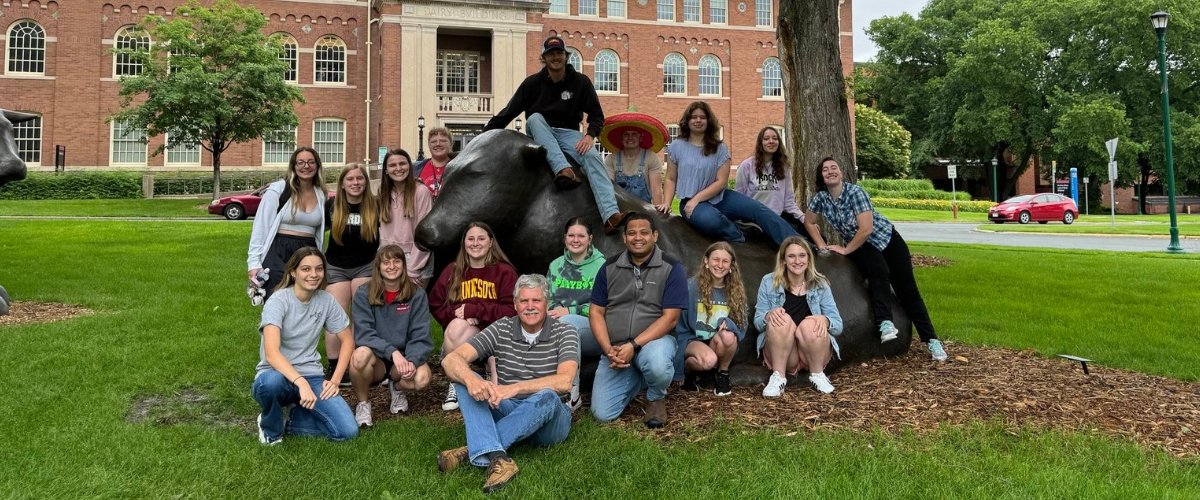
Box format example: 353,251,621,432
600,112,670,153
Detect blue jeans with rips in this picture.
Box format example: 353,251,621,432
589,336,676,423
524,113,619,221
455,384,572,467
251,369,359,442
683,189,799,245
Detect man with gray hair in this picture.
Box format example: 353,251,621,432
438,273,579,493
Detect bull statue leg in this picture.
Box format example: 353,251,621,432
0,109,35,187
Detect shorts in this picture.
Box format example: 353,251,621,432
327,261,373,284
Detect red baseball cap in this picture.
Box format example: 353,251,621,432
542,35,566,56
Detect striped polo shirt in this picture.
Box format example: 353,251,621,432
467,315,580,385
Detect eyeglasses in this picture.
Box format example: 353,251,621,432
295,160,317,167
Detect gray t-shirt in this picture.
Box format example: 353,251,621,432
256,288,350,377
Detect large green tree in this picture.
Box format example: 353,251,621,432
865,0,1200,204
112,0,304,200
854,103,911,179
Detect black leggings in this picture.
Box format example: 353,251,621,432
846,229,938,342
261,234,318,300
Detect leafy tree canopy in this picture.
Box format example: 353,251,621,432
854,104,912,179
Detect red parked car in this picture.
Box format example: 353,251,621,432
208,184,334,220
988,193,1078,224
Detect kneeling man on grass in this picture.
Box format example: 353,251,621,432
438,274,579,493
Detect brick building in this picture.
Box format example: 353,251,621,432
0,0,852,172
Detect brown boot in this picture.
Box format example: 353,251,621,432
604,211,630,234
644,398,667,429
553,168,581,190
482,457,519,493
437,446,469,473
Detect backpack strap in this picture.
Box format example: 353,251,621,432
275,182,293,214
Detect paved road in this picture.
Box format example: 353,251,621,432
895,222,1200,253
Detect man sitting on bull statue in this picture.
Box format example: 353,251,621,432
483,35,627,234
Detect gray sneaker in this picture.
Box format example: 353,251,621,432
879,320,899,342
928,339,948,361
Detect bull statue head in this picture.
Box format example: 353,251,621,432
0,109,36,187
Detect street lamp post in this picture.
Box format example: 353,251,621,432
991,157,999,202
515,117,523,133
1152,11,1183,253
416,115,426,162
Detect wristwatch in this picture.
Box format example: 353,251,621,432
630,339,643,353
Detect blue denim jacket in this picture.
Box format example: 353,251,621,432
752,272,843,359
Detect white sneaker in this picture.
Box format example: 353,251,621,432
808,372,835,394
928,339,949,362
388,379,409,414
355,401,373,427
567,380,582,412
256,413,282,445
441,384,459,411
762,371,787,398
879,320,900,343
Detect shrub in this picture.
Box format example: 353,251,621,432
0,172,142,200
872,197,994,213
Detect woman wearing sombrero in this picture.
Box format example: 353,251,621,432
600,113,669,206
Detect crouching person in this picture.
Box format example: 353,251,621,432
349,245,433,427
437,274,579,494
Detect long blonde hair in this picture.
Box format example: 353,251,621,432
366,245,415,306
330,163,379,245
447,222,513,303
380,148,417,222
771,236,828,292
697,242,746,329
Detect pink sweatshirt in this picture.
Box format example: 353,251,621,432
379,183,433,280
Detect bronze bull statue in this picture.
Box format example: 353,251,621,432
0,109,34,187
416,130,911,384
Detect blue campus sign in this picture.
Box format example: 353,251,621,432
1070,168,1079,206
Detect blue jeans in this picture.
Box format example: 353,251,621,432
590,336,676,423
684,189,799,245
251,369,359,442
559,314,602,359
525,113,619,220
455,384,572,467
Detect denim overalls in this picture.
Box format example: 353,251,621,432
614,150,652,203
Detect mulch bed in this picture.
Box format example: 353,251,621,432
911,254,952,267
0,301,93,326
357,341,1200,458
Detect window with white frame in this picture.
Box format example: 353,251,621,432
608,0,627,18
710,0,728,24
756,0,773,27
579,0,598,16
683,0,700,22
761,57,782,97
698,55,721,95
595,50,619,93
110,120,147,165
566,48,582,72
313,119,345,164
14,114,41,165
114,26,150,77
657,0,675,21
314,35,346,84
7,20,45,75
662,53,686,95
593,138,610,160
549,0,569,15
666,124,681,139
436,50,481,93
277,34,297,83
166,133,201,165
262,126,297,165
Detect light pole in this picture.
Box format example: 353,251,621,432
1152,11,1183,253
515,117,523,133
416,115,426,162
991,157,999,202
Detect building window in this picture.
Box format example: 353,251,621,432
567,48,582,72
277,34,297,83
314,35,346,84
608,0,627,18
662,53,686,95
657,0,675,21
549,0,568,15
698,55,720,96
436,51,480,94
14,114,41,165
595,50,619,93
666,124,681,139
166,134,201,165
263,126,297,165
6,20,45,75
579,0,598,16
111,120,147,165
683,0,700,22
313,119,345,165
756,0,773,27
114,26,151,77
710,0,728,24
762,57,782,97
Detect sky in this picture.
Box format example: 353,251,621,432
853,0,928,62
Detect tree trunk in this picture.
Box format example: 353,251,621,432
211,141,224,201
778,0,855,202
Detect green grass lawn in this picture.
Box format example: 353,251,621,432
0,198,213,217
1,220,1197,497
980,220,1200,237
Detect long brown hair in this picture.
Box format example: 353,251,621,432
275,246,328,292
754,126,788,180
697,242,746,329
330,163,379,245
286,147,325,215
676,101,722,156
366,245,415,306
771,236,828,292
380,148,417,222
447,222,513,303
